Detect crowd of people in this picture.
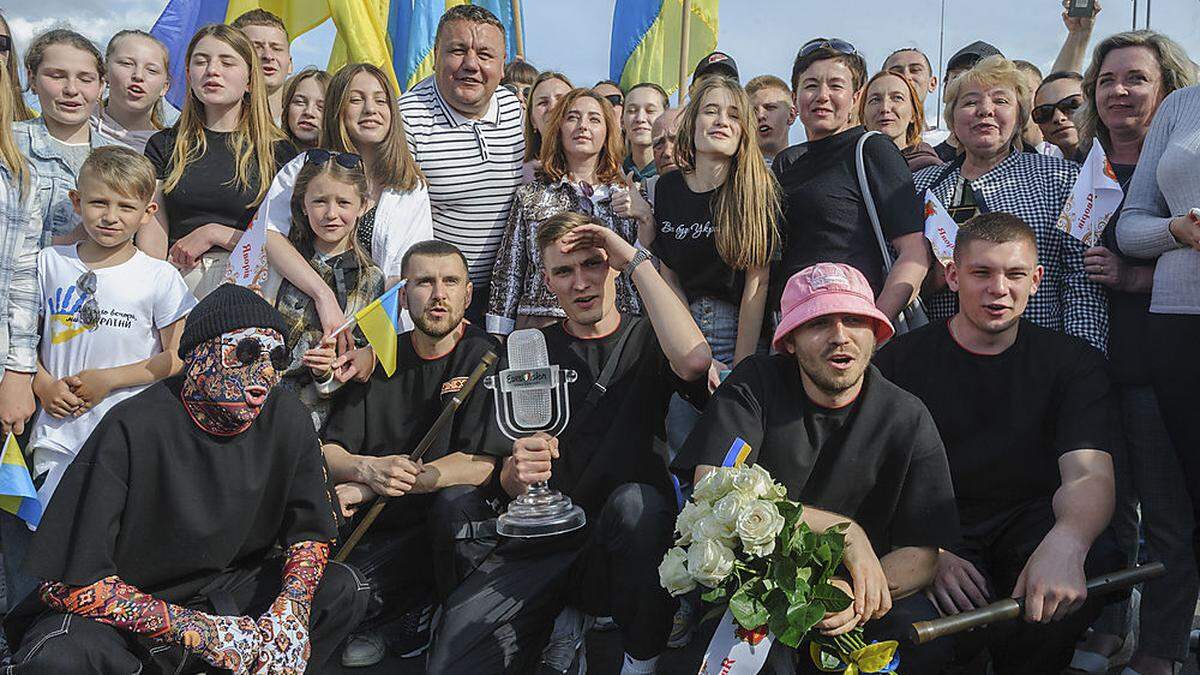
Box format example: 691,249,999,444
0,1,1197,673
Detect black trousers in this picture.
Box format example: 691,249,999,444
7,559,369,674
1147,313,1200,568
950,500,1124,675
761,593,953,674
339,485,501,631
425,482,677,674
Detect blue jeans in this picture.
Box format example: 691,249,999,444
666,297,739,458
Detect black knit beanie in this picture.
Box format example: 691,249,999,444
178,284,290,358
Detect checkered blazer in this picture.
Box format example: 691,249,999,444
913,151,1108,353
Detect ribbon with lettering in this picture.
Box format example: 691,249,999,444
1056,141,1123,247
923,189,958,267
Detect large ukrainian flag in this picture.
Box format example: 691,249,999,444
609,0,719,97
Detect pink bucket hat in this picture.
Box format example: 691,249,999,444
771,263,895,352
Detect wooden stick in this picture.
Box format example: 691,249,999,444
333,350,498,562
909,563,1165,644
677,0,693,106
511,0,525,59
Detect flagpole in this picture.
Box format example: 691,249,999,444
511,0,524,58
677,0,693,106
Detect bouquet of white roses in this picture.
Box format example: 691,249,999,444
659,463,899,674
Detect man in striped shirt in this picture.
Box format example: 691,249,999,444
399,5,525,323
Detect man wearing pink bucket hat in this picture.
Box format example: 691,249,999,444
674,261,959,673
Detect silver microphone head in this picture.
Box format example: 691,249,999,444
507,329,552,428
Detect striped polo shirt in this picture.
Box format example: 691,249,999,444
399,77,525,286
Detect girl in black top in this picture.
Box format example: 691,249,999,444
142,24,295,299
773,39,928,320
647,76,780,381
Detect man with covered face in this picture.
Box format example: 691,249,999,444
673,262,960,673
4,284,367,674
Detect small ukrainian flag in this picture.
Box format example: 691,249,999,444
0,433,41,527
355,281,405,377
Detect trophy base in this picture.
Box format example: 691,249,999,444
497,485,587,538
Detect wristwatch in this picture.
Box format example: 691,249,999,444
623,248,653,279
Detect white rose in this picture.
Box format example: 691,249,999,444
744,538,777,558
736,499,785,556
749,464,788,500
712,491,748,528
687,538,736,588
730,465,771,499
658,547,696,596
692,513,736,546
693,468,735,504
674,501,709,546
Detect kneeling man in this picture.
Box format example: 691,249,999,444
674,262,961,674
875,212,1118,674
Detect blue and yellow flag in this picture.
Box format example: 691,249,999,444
609,0,719,97
354,281,405,377
0,434,41,528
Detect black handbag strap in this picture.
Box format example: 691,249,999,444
578,316,638,419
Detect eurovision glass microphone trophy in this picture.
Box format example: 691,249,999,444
486,328,585,537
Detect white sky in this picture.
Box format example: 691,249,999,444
9,0,1200,143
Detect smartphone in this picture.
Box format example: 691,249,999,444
1067,0,1096,18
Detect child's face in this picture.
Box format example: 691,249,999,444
106,35,170,117
303,173,366,247
188,35,250,110
70,174,157,249
31,44,103,127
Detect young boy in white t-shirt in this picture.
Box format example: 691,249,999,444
8,148,195,571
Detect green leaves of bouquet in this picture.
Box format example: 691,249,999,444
658,464,856,649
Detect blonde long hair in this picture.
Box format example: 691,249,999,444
321,63,424,193
674,76,780,270
0,61,28,194
0,13,32,121
164,24,282,207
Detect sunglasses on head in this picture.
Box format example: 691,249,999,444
1031,95,1084,124
76,271,100,329
0,35,10,55
304,149,363,170
798,38,858,58
603,93,624,107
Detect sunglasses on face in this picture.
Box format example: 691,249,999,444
798,38,858,58
1031,94,1084,124
304,149,363,170
603,94,624,107
75,271,100,329
220,330,288,371
0,35,10,55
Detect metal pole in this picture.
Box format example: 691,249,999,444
1145,0,1151,28
1132,0,1138,29
678,0,693,106
936,0,946,129
511,0,525,59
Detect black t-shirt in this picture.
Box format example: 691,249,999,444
24,378,336,604
1100,162,1150,384
672,355,959,557
542,315,707,517
771,126,924,300
144,128,298,245
322,324,507,523
649,170,743,306
874,319,1113,524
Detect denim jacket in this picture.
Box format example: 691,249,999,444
0,164,45,375
14,118,115,244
